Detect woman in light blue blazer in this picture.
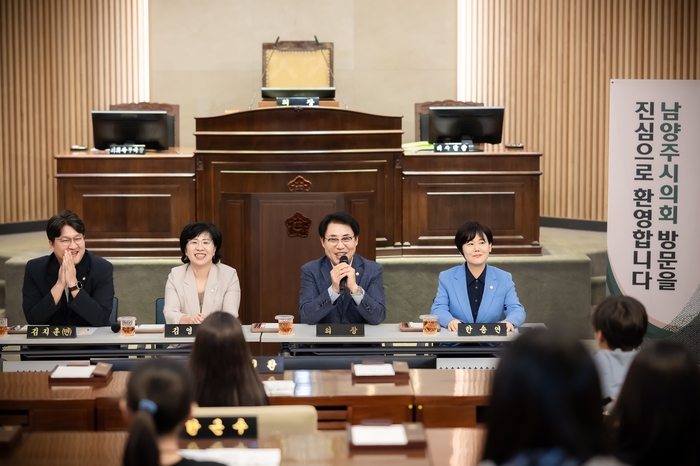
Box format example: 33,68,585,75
430,221,525,332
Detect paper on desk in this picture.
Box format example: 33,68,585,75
179,448,281,466
410,322,423,329
351,424,408,446
353,363,395,377
262,380,296,396
76,327,97,335
51,365,96,378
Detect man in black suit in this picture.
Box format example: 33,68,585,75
22,210,114,327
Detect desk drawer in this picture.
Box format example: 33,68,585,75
33,408,94,431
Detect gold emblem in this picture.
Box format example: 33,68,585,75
266,359,277,371
465,325,472,334
185,418,201,436
480,325,487,334
61,327,72,337
232,418,249,435
325,326,332,335
208,418,225,436
350,326,358,335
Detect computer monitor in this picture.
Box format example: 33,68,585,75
92,110,169,151
428,106,505,150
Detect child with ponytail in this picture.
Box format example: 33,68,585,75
121,359,223,466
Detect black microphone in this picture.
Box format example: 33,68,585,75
111,322,120,333
313,35,348,109
339,255,349,293
249,36,281,109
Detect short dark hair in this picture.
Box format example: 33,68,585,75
591,295,648,351
454,221,493,255
610,340,700,466
482,329,606,464
46,210,85,242
189,312,269,407
179,222,222,264
318,211,360,238
123,359,195,466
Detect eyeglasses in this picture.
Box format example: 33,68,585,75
56,236,84,247
324,236,355,245
188,239,213,247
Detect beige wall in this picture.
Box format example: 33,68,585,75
149,0,458,147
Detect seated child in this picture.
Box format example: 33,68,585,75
590,295,648,407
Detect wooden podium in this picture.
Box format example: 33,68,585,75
401,147,542,255
55,149,195,257
194,106,402,328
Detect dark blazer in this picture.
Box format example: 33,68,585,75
299,255,386,325
430,264,526,328
22,251,115,326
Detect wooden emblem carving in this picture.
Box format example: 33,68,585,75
287,175,312,192
285,212,312,238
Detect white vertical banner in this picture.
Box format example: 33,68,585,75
608,80,700,334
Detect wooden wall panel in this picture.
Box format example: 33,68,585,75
0,0,146,223
458,0,699,221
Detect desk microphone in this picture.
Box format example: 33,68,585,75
110,323,120,333
248,36,280,110
314,35,348,109
339,255,349,293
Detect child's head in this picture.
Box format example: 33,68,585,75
482,329,605,464
610,340,700,466
591,295,648,351
122,359,195,466
189,312,268,407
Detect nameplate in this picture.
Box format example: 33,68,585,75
434,142,476,153
316,324,365,337
252,356,284,374
164,324,199,338
26,325,77,339
458,323,506,336
108,144,146,154
276,96,319,107
182,416,257,439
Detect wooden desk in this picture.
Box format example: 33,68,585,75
410,369,494,427
265,370,414,429
0,372,128,431
401,147,542,255
0,428,486,466
1,369,493,432
55,148,195,257
94,369,414,431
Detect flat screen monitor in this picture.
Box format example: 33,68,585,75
92,110,169,151
260,87,336,99
428,106,505,150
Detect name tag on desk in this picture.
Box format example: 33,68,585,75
252,356,284,374
27,325,77,339
164,324,199,338
181,416,258,439
316,324,365,337
457,323,506,336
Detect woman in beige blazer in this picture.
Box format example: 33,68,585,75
164,222,240,324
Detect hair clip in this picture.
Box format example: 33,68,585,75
138,398,158,414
